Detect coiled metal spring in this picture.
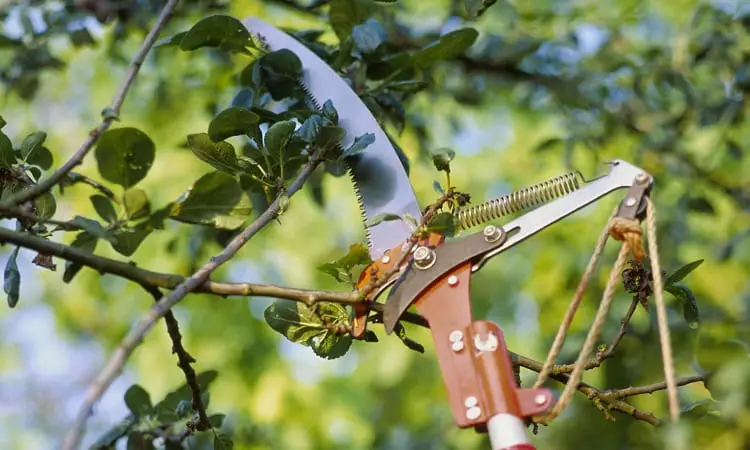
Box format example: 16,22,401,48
456,171,585,230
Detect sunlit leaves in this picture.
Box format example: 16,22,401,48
264,300,352,359
317,243,372,286
208,107,260,142
123,189,150,220
4,246,20,308
169,171,252,230
187,133,244,175
95,128,155,189
410,28,479,68
161,15,255,54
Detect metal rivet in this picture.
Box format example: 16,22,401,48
482,225,504,243
413,246,436,270
464,396,478,408
451,341,465,352
381,255,391,264
624,197,637,207
534,394,547,406
636,172,649,184
466,406,482,420
474,332,499,352
447,275,459,286
449,330,463,342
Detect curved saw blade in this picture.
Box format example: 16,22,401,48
243,17,422,259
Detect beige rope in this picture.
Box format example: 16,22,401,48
646,197,679,421
540,244,630,422
532,208,617,390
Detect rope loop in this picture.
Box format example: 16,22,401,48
609,217,645,260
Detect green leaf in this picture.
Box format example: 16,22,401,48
90,195,118,223
95,128,155,188
4,246,20,308
426,212,458,237
256,49,304,100
154,371,219,422
382,80,428,93
341,133,375,158
209,413,226,428
25,146,53,170
123,189,151,220
124,384,152,419
316,243,373,285
155,31,187,48
34,192,56,220
63,232,97,283
110,229,151,257
19,131,46,165
264,120,296,161
681,399,719,420
187,133,242,174
315,126,346,149
665,283,700,329
0,34,22,47
214,432,234,450
69,27,96,47
0,115,5,128
169,171,252,230
330,0,375,39
464,0,498,19
70,216,113,241
264,300,352,359
665,259,704,285
431,148,455,173
352,18,387,53
296,115,327,143
433,180,445,194
179,15,253,54
0,131,16,168
410,28,479,68
208,107,260,142
365,212,403,227
322,100,339,124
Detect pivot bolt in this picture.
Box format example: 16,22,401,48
483,225,505,243
381,255,391,264
624,197,637,207
466,406,482,420
635,172,649,184
413,246,436,270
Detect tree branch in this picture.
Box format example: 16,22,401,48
605,375,704,399
61,148,326,450
140,283,211,432
0,0,178,209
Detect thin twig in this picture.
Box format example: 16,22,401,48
140,283,211,432
0,0,179,209
605,375,704,399
0,206,84,231
61,150,325,450
0,226,361,304
646,197,679,421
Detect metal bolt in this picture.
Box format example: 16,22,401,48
635,172,649,184
466,406,482,420
624,197,637,207
451,341,465,352
413,246,436,270
534,394,547,406
447,275,459,286
449,330,463,342
381,255,391,264
482,225,504,243
464,396,478,408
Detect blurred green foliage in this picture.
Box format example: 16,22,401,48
1,0,750,449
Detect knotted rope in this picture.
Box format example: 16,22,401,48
533,198,678,423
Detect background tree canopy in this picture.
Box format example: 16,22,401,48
1,0,749,449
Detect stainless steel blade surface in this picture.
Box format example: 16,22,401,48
243,17,422,259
